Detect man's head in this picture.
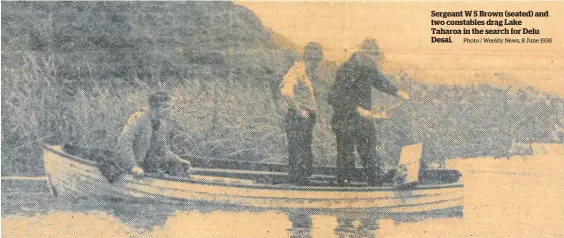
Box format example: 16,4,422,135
304,42,323,72
359,39,381,56
149,91,171,120
354,39,382,68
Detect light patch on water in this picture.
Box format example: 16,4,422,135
379,156,564,238
310,215,338,238
147,210,292,238
3,154,564,237
1,212,139,238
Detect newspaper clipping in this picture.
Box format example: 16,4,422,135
2,1,563,237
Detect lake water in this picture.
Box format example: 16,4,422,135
2,157,563,237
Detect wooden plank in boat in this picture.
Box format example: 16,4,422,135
394,143,423,187
135,176,463,200
124,180,462,209
51,144,461,185
185,155,367,179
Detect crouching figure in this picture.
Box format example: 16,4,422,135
116,91,191,178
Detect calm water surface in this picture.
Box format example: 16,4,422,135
3,158,563,237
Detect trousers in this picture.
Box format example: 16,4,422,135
332,116,382,185
285,109,316,183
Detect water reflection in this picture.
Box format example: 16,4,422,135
288,212,312,238
334,215,380,238
284,210,463,238
2,193,463,237
5,157,564,237
3,190,468,238
101,198,175,229
287,212,382,238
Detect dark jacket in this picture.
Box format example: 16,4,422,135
328,52,399,127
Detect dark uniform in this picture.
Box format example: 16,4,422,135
328,52,400,186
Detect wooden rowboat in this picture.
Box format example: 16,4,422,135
43,145,463,213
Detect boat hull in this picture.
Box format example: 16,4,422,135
43,145,463,213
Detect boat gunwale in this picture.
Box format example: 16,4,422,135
43,145,463,192
127,178,461,201
130,184,464,211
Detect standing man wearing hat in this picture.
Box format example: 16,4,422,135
116,91,191,178
280,42,324,185
328,39,409,186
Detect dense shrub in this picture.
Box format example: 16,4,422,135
2,2,562,176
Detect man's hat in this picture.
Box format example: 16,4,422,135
359,39,381,55
304,42,323,60
148,91,171,106
354,39,382,67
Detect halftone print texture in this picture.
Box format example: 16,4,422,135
2,2,563,237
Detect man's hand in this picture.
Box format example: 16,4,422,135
356,107,373,119
299,110,310,119
131,167,144,177
398,90,410,100
357,107,391,119
372,111,390,119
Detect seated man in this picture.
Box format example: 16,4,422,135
116,91,191,177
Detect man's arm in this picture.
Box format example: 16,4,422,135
372,69,409,100
164,124,191,169
116,112,142,173
371,68,399,96
280,63,300,111
280,62,313,118
166,148,191,168
327,68,343,107
354,68,409,119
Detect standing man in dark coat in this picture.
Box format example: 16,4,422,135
328,39,409,186
280,42,324,185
